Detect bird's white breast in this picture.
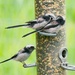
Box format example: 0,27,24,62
14,53,30,62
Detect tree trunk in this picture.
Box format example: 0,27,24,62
35,0,66,75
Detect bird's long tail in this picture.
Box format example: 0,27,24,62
22,28,43,37
0,58,11,64
5,24,28,29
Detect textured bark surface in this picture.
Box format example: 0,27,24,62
35,0,66,75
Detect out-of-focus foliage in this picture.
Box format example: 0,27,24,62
0,0,36,75
66,0,75,23
0,0,75,75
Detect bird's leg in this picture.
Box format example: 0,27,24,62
21,61,27,67
22,62,37,68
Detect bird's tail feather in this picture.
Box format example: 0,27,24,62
0,58,11,64
5,24,28,29
22,28,43,37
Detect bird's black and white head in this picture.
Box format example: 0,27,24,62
42,14,56,21
56,16,65,25
24,45,35,54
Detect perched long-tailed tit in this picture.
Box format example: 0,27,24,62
5,14,55,29
22,15,65,37
0,45,35,66
41,15,65,33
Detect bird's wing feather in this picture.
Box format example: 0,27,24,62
26,20,37,24
18,48,26,54
10,54,18,59
44,24,59,29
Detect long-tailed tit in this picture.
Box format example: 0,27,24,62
0,45,35,66
41,15,65,33
5,14,55,29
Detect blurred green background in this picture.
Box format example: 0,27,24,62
0,0,75,75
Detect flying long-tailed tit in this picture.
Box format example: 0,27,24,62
0,45,35,66
5,14,56,29
22,15,65,37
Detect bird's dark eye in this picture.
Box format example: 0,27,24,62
48,15,54,20
50,17,53,20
